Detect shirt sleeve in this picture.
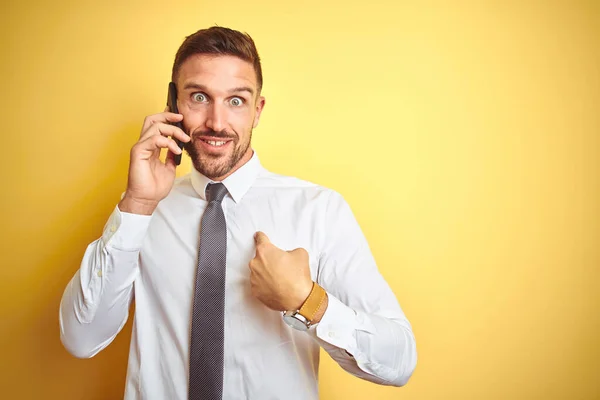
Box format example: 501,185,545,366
59,205,152,358
308,190,417,386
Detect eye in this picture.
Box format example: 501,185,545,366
192,93,207,102
229,97,244,107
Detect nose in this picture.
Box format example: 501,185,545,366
205,103,227,133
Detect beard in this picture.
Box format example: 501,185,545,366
184,128,252,179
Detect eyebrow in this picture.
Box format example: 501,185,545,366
182,83,255,96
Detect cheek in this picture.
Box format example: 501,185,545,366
182,107,254,135
230,110,255,134
182,110,207,132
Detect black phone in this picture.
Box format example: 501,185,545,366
166,82,185,165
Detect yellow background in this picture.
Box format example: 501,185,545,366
1,1,598,399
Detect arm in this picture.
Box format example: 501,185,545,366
59,205,151,358
309,191,417,386
59,108,190,358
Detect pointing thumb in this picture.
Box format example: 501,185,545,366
254,231,271,246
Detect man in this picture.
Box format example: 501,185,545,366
60,26,417,399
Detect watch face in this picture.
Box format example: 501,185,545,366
283,313,309,331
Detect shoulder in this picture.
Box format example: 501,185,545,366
253,168,342,201
252,168,356,221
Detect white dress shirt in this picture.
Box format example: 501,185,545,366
60,152,417,399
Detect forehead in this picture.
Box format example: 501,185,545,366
177,54,258,91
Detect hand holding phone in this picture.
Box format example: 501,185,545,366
118,92,188,215
166,82,185,165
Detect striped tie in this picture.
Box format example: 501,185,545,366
189,182,228,400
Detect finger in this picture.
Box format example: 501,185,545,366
135,134,183,158
140,112,183,135
248,257,266,277
254,231,271,247
250,280,258,298
162,136,184,156
140,122,190,144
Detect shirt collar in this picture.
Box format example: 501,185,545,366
190,151,262,203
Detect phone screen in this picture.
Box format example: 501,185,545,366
167,81,185,165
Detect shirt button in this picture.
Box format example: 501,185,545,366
110,225,116,233
328,332,336,338
97,270,103,277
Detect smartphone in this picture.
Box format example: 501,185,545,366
166,81,185,165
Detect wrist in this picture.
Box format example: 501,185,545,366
289,280,314,311
118,195,158,215
282,282,328,330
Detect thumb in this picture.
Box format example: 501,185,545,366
254,231,271,246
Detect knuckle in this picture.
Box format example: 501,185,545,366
154,122,166,134
131,140,143,151
299,248,309,260
143,116,156,128
151,135,166,147
162,124,177,137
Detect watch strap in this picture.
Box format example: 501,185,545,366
298,282,327,322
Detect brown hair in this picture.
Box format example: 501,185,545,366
171,26,263,92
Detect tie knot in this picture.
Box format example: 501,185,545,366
206,183,228,203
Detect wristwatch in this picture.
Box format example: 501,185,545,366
283,282,327,331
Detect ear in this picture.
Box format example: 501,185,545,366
252,96,266,128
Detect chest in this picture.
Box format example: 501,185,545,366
138,191,325,303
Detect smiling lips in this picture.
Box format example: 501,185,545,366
205,140,227,146
197,136,234,153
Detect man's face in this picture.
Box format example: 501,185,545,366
175,54,265,180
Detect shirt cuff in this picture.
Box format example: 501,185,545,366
101,205,152,250
315,293,376,355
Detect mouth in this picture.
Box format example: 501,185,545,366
197,136,234,153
